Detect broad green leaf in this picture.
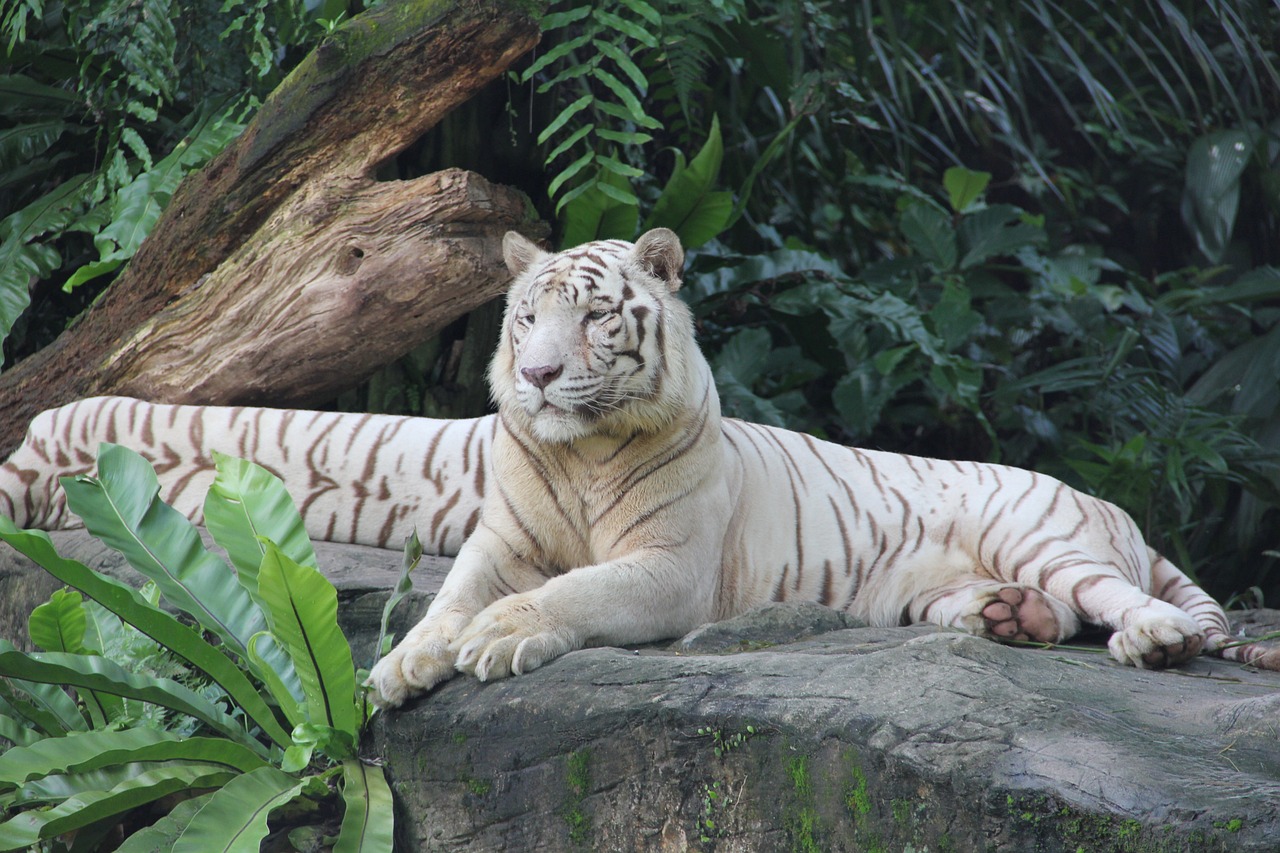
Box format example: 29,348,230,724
560,170,638,247
115,793,212,853
899,201,956,270
0,763,238,852
0,74,80,111
64,108,243,292
61,257,124,292
958,204,1044,269
0,670,80,737
0,649,261,752
943,166,991,213
643,116,733,248
172,766,305,853
0,639,86,734
13,760,245,806
0,518,291,750
0,173,91,353
0,714,37,747
26,590,120,726
0,729,267,791
695,248,851,303
1181,129,1252,263
928,278,982,350
257,543,358,739
334,759,395,853
61,444,269,661
0,119,76,171
247,632,308,730
28,588,87,654
203,452,317,586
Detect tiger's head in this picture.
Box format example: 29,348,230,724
490,228,701,443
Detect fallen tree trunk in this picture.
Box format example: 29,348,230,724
0,0,546,455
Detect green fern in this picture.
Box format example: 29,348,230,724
0,0,334,367
528,0,743,244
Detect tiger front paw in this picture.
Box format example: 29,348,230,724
452,593,577,681
365,620,463,708
1108,612,1204,669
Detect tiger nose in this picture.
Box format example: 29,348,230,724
521,364,563,389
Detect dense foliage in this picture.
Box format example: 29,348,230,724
0,446,405,851
3,0,1278,601
515,0,1280,601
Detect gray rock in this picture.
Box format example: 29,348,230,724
4,531,1280,851
371,617,1280,852
674,600,864,653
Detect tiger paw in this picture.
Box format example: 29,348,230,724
452,593,576,681
365,623,461,708
1108,612,1204,669
960,585,1077,644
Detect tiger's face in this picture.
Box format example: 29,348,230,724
491,229,688,443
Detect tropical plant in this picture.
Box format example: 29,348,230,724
0,0,351,367
0,444,406,851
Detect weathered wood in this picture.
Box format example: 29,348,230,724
0,0,546,454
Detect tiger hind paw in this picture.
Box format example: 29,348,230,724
959,585,1076,644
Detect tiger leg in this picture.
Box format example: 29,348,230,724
1150,549,1280,670
367,525,547,707
1032,555,1206,669
911,578,1080,644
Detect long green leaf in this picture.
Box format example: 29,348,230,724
0,764,238,852
642,115,732,248
334,760,395,853
0,519,291,749
0,675,76,738
61,444,269,661
13,760,247,806
0,729,267,791
257,543,358,738
0,639,86,734
0,649,261,754
0,173,91,353
115,793,212,853
172,766,304,853
203,451,317,585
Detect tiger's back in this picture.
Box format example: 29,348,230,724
0,396,491,555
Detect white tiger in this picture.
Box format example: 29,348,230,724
1,229,1274,707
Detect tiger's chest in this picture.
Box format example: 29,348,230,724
494,428,712,572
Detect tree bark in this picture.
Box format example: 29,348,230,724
0,0,546,455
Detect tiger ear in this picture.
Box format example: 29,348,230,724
632,228,685,292
503,231,548,277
